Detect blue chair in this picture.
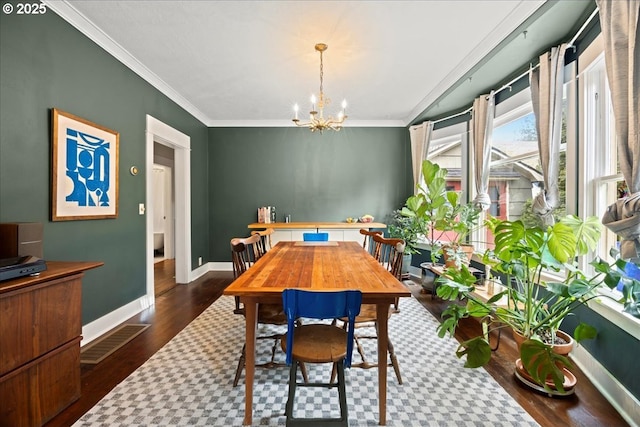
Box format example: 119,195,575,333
302,232,329,241
281,289,362,426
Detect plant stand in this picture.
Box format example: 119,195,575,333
514,358,577,397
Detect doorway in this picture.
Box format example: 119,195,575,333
152,156,175,295
145,115,191,308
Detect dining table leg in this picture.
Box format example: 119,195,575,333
243,297,258,426
376,301,390,425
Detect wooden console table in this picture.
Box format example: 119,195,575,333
248,221,386,245
0,261,103,427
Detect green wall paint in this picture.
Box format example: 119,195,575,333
208,127,412,260
0,7,209,324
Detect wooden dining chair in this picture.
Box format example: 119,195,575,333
230,233,265,317
230,236,307,386
335,234,405,384
281,289,362,427
251,227,274,254
360,228,382,255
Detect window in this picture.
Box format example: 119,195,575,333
582,54,621,264
470,87,568,252
424,122,468,245
575,41,638,336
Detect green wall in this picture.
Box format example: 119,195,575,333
208,127,412,260
0,6,210,324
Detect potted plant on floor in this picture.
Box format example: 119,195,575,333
399,159,481,267
435,214,640,394
388,209,424,278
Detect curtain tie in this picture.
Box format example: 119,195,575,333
532,192,556,226
602,192,640,260
473,193,492,211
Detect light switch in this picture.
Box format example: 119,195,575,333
139,203,145,215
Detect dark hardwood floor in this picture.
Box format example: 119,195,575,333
45,270,627,427
154,258,177,296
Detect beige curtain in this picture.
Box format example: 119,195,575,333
409,121,433,193
471,92,495,211
530,44,567,226
597,0,640,260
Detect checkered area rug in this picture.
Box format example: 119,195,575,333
74,284,539,426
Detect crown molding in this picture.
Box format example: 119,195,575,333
207,119,407,128
43,0,211,126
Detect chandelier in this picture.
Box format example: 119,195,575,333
293,43,347,133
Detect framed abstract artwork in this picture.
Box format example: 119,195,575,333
51,108,119,221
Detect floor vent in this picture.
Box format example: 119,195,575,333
81,324,150,364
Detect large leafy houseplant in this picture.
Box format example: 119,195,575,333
387,209,423,255
400,160,480,265
436,214,640,393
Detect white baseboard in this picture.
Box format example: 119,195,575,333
189,262,212,281
209,261,232,271
81,296,148,347
572,345,639,427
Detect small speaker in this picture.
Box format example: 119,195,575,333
0,222,44,259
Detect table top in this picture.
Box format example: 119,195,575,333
224,241,410,300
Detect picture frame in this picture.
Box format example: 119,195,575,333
51,108,119,221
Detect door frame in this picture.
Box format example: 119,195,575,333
145,115,191,305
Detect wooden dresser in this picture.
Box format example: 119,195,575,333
0,261,103,427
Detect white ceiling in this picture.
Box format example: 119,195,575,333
45,1,594,127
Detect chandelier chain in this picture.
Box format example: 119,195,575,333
319,49,324,104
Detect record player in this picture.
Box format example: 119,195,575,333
0,255,47,282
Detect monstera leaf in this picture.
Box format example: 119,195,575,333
546,222,578,264
560,214,602,256
520,339,572,393
455,336,492,368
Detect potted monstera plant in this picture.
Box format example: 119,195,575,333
435,214,640,394
400,159,480,267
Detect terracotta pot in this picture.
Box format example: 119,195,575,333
512,329,574,356
442,244,474,268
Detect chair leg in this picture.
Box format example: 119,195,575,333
299,361,309,383
336,361,348,423
374,322,403,385
233,343,246,387
387,338,403,385
285,362,298,421
353,335,368,365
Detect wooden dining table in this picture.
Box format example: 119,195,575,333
223,240,411,425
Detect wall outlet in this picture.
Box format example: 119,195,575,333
198,257,202,266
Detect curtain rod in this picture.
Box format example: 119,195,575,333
421,6,599,128
568,7,599,48
493,63,540,96
430,61,539,126
431,106,473,125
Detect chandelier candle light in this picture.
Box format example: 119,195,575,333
293,43,347,133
